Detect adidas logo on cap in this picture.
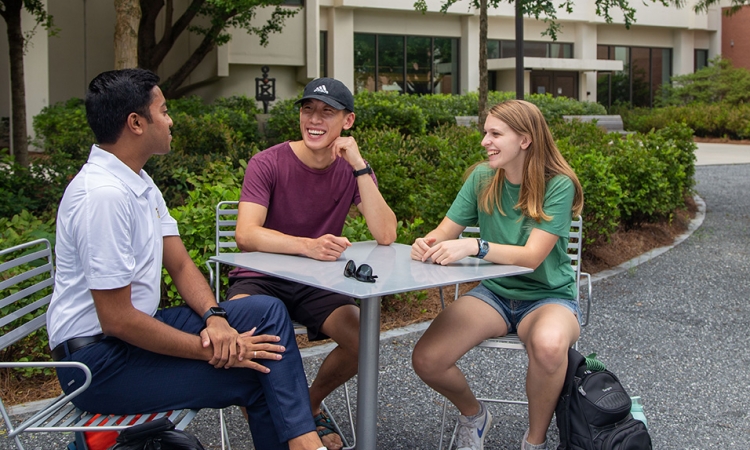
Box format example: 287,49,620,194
313,85,329,94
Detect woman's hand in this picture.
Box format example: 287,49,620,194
422,238,478,265
411,237,437,261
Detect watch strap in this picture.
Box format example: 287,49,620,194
353,163,373,178
202,307,227,326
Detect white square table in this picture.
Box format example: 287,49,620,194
210,241,532,450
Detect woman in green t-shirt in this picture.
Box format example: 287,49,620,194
411,100,584,450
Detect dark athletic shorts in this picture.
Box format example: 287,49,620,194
227,276,357,341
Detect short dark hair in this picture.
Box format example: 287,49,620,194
85,69,161,144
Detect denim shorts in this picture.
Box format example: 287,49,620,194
466,283,580,334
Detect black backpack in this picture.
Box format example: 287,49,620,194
555,348,652,450
108,417,205,450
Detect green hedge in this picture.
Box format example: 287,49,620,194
617,103,750,139
265,91,607,144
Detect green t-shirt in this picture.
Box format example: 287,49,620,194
446,164,575,301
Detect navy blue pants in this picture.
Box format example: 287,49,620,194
56,296,315,450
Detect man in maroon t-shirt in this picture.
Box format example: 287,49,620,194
227,77,397,449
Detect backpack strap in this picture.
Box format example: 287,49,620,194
555,347,587,450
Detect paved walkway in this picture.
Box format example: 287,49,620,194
3,144,749,450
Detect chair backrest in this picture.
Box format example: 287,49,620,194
0,239,55,352
210,201,240,300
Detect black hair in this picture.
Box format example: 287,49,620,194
85,68,161,144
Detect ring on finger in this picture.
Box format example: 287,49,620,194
253,351,257,359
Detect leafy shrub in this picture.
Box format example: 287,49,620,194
32,98,94,162
658,57,750,106
618,103,750,139
162,158,245,307
356,124,486,237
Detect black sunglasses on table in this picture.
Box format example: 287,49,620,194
344,260,378,283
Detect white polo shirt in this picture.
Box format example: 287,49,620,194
47,145,179,349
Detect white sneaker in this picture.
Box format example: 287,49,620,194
455,402,492,450
521,429,548,450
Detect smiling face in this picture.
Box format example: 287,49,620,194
299,99,355,151
481,115,530,176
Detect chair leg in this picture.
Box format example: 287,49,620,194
321,380,356,449
438,396,449,450
219,409,231,450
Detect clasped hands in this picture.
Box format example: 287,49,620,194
411,236,477,265
200,319,285,373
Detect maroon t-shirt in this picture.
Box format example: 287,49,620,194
230,141,377,277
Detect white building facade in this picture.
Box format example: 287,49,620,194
0,0,722,142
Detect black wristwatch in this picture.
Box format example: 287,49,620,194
353,163,373,178
202,307,228,326
476,238,490,259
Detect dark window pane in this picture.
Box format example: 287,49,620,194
406,36,432,94
501,40,516,58
549,43,571,58
378,35,405,92
597,73,611,109
282,0,303,5
525,42,547,57
597,45,610,60
695,49,708,71
354,34,376,93
434,37,458,94
631,47,651,107
320,31,327,78
611,47,630,105
488,40,500,59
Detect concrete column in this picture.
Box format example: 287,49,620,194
673,29,694,76
327,7,354,91
575,23,597,102
304,0,320,80
461,15,479,94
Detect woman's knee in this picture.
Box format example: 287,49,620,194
526,332,570,373
412,342,447,381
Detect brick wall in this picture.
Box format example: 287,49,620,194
722,5,750,70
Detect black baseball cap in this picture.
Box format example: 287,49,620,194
295,78,355,112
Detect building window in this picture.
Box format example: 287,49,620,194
596,44,672,108
282,0,303,5
695,49,709,72
320,31,327,78
488,40,573,59
353,34,459,94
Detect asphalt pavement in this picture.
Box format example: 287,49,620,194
3,143,749,449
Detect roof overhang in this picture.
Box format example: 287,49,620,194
488,57,624,72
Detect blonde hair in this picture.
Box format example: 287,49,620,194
475,99,583,222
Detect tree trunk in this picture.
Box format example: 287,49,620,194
478,0,488,131
114,0,141,69
1,0,29,167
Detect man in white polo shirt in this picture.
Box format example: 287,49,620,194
46,68,325,450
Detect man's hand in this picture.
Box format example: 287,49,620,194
421,238,477,265
234,328,286,373
200,317,240,368
305,234,352,261
329,136,365,170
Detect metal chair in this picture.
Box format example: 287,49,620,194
437,216,593,449
207,200,356,449
0,239,202,450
